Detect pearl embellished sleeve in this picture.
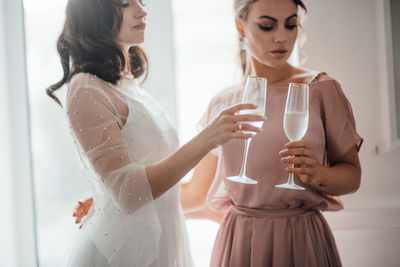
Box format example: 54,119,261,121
66,73,155,214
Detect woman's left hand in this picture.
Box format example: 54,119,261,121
279,140,323,188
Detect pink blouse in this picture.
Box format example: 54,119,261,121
198,79,363,212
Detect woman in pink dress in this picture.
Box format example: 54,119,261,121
180,0,363,266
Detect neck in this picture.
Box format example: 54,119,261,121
124,51,131,73
248,57,294,86
121,45,131,73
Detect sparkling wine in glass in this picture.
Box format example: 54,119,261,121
226,76,267,184
275,83,309,190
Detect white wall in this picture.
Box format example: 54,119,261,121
303,0,400,266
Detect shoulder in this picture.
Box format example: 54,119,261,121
200,84,244,121
311,74,343,94
310,76,353,113
288,66,342,92
67,72,127,116
69,72,114,92
68,72,124,103
290,66,336,85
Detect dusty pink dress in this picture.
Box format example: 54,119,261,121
198,76,363,267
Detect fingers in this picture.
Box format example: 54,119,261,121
279,147,315,158
286,167,313,184
230,122,262,133
216,113,265,126
287,166,314,175
233,114,267,122
281,156,317,166
239,123,263,133
285,139,307,148
222,103,257,115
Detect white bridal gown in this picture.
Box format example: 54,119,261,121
64,72,194,267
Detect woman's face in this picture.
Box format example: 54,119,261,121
117,0,147,49
239,0,299,68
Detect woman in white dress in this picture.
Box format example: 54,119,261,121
46,0,266,266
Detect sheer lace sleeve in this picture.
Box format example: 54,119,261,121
65,73,161,267
66,73,154,214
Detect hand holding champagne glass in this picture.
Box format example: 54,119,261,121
226,76,267,184
275,83,309,190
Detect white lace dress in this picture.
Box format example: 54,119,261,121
64,72,193,267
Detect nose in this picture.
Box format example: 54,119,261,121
135,5,147,19
274,26,288,44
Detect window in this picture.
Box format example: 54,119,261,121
390,0,400,139
23,1,87,265
172,0,239,265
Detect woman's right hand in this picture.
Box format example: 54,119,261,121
201,103,266,150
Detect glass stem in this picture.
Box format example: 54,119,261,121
239,138,252,177
287,161,295,185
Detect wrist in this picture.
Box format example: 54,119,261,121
189,130,214,159
197,128,216,153
310,165,328,191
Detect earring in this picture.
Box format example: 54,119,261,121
239,38,247,51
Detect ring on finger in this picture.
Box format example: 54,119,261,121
237,123,242,131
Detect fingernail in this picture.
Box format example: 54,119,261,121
262,116,267,121
278,150,285,155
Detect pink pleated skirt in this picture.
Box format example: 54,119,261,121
210,205,342,267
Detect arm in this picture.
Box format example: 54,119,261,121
280,76,362,195
180,152,218,211
68,79,266,213
280,140,361,195
146,104,265,199
180,152,226,223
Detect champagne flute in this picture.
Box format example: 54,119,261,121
275,83,309,190
226,76,267,184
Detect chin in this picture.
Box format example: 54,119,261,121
129,38,145,47
264,59,289,69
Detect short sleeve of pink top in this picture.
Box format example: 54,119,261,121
198,79,363,213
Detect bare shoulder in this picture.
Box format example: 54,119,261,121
291,66,336,84
313,73,334,82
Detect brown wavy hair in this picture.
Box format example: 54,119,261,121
47,0,148,106
234,0,307,76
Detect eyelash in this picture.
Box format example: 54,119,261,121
258,24,298,32
120,0,145,8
